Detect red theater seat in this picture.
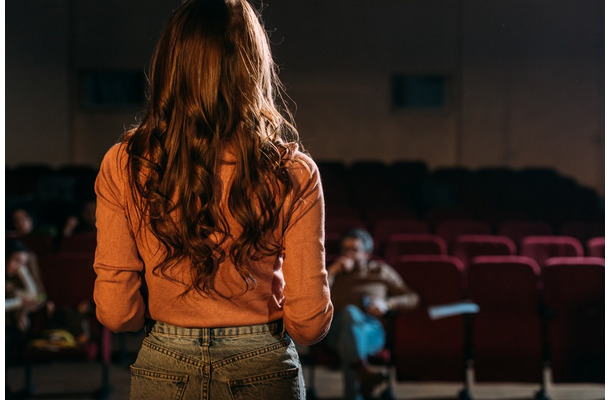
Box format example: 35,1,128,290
383,234,447,266
544,256,604,268
467,256,543,383
521,236,584,268
365,207,417,226
542,261,604,383
58,231,97,254
435,220,492,251
393,255,467,382
452,235,516,269
372,219,429,244
558,221,604,245
20,233,55,257
325,217,367,237
496,220,554,247
587,237,604,258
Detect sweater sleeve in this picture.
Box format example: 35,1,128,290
93,144,146,332
382,264,420,311
281,155,334,346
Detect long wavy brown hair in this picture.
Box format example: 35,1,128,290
124,0,301,297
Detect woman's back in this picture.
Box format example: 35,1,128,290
92,1,332,398
94,142,332,344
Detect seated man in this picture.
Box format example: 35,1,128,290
326,228,419,400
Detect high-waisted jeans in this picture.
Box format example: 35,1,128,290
129,320,306,400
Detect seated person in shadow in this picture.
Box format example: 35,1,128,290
8,207,58,257
326,228,419,400
5,239,46,362
62,198,97,237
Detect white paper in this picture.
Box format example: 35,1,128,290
427,301,480,320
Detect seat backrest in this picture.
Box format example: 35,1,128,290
542,263,604,383
496,220,554,245
469,256,541,309
389,161,428,184
58,232,97,254
372,219,430,245
558,221,604,245
521,236,584,267
544,256,604,268
452,234,516,269
349,161,389,183
395,254,465,306
383,234,447,266
20,233,55,257
435,219,492,250
324,217,367,237
467,255,543,382
318,163,351,206
542,261,604,315
365,207,417,227
393,255,466,381
586,237,604,258
317,161,348,182
38,253,96,307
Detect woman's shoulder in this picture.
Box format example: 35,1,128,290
100,127,137,166
100,142,129,171
97,141,131,192
285,149,319,180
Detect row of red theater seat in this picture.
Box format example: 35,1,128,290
20,251,112,397
25,240,605,393
325,217,603,256
326,215,604,245
317,162,603,224
7,231,97,258
393,254,604,386
327,227,603,264
382,234,602,267
14,224,605,272
306,253,604,398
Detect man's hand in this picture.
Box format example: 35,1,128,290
366,297,390,318
328,256,356,276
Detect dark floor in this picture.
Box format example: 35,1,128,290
5,331,605,400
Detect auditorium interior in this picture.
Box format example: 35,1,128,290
5,1,605,399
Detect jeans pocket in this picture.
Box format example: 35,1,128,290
228,367,302,400
130,366,189,400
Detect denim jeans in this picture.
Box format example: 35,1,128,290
130,320,306,400
325,305,385,400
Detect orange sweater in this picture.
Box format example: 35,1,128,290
93,143,333,345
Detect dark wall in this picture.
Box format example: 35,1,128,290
5,0,604,194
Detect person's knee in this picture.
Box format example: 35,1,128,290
340,305,363,324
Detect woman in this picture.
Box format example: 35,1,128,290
93,0,333,399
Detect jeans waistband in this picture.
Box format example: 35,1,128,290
150,320,284,338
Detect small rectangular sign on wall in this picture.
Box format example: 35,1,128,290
79,70,145,111
391,74,448,110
